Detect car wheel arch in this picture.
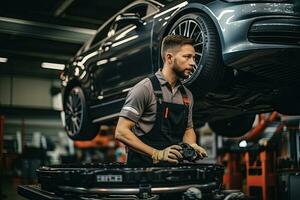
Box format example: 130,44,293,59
157,10,225,96
155,8,225,69
162,7,225,52
63,79,82,106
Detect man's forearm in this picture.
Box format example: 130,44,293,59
115,128,155,157
182,128,197,144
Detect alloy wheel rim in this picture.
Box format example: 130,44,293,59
65,88,83,136
170,19,206,83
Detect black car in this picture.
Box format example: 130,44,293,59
60,0,300,140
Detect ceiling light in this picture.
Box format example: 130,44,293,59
0,57,8,63
41,62,65,70
239,140,247,148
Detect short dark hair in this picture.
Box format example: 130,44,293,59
161,35,194,61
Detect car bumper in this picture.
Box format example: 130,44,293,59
248,18,300,45
206,1,300,82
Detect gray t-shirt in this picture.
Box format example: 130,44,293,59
119,70,194,136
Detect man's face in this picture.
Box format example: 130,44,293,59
172,44,196,79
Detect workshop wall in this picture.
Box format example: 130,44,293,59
0,75,60,109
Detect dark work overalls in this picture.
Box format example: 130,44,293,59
127,75,190,167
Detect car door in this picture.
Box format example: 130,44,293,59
98,2,159,99
87,19,119,99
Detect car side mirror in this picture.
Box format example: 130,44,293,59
115,13,144,27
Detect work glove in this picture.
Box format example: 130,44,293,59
152,145,183,164
190,143,208,159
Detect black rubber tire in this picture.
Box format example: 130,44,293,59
64,86,99,140
168,13,223,97
208,115,256,137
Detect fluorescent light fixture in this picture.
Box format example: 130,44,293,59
41,62,65,70
0,57,8,63
239,140,247,148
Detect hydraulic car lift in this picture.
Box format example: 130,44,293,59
245,150,276,200
218,152,243,191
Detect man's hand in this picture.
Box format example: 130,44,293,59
190,143,208,159
152,145,183,164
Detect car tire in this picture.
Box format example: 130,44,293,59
208,115,256,137
64,86,99,140
168,13,223,97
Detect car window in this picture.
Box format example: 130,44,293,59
146,4,158,16
113,18,131,33
112,3,157,34
90,21,113,47
125,3,158,19
89,2,159,43
125,4,148,18
110,4,148,33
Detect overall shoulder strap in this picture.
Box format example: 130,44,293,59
178,85,190,106
149,75,163,103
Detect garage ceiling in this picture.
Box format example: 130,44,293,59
0,0,134,79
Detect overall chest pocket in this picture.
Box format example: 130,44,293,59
160,102,188,138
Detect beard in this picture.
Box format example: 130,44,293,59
173,59,190,79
